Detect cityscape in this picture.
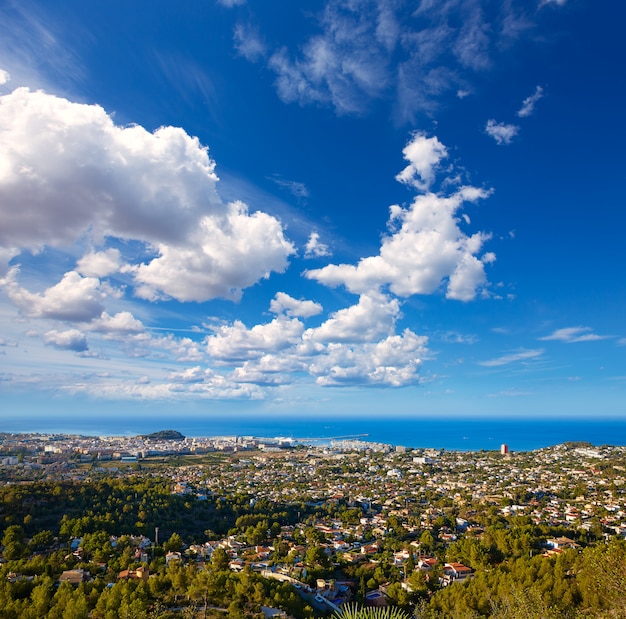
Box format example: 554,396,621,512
2,431,626,616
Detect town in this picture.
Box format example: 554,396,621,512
2,431,626,618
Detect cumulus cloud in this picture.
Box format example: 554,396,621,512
0,69,9,85
0,88,218,249
304,232,331,259
7,270,106,322
90,311,145,335
306,182,493,301
269,292,323,318
395,133,448,191
539,326,609,343
304,293,400,344
309,329,428,387
0,87,294,301
517,85,544,117
206,316,305,361
129,201,294,302
479,348,544,367
485,119,519,144
76,249,122,278
43,328,88,352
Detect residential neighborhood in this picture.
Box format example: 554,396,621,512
2,432,626,617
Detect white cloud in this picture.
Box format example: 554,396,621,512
485,119,519,145
306,183,493,301
7,270,105,322
268,1,395,115
65,375,265,401
43,328,88,352
260,0,537,120
0,69,9,85
304,232,331,259
539,326,609,343
0,87,294,301
487,388,533,398
230,357,297,386
129,201,294,302
395,133,448,190
269,292,323,318
76,248,121,278
517,85,544,117
217,0,246,6
309,329,428,387
90,311,145,335
234,23,266,62
304,293,400,344
167,366,211,384
269,176,309,199
152,334,205,363
206,316,305,361
0,247,18,278
479,348,544,367
0,88,218,249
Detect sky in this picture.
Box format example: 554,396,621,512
0,0,625,428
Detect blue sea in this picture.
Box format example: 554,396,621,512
3,415,626,452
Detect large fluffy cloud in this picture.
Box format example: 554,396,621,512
306,170,494,301
309,329,428,387
43,328,88,352
304,293,400,344
0,87,294,302
395,133,448,190
130,201,294,302
6,270,106,321
206,316,306,361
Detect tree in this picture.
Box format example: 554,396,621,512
211,547,230,571
419,530,434,553
2,524,26,560
163,532,184,553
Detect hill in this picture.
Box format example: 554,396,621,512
140,429,185,440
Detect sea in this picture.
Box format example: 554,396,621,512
3,415,626,453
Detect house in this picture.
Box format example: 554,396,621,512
545,537,580,550
59,569,90,585
165,551,182,565
418,557,437,571
443,562,474,583
118,566,149,581
365,589,388,608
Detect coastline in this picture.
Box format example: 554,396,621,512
3,415,626,452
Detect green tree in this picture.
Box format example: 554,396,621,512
2,524,26,560
211,547,230,571
163,532,184,553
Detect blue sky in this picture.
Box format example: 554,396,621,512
0,0,625,426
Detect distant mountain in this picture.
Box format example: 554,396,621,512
140,430,185,441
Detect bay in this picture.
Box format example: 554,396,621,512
3,414,626,452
